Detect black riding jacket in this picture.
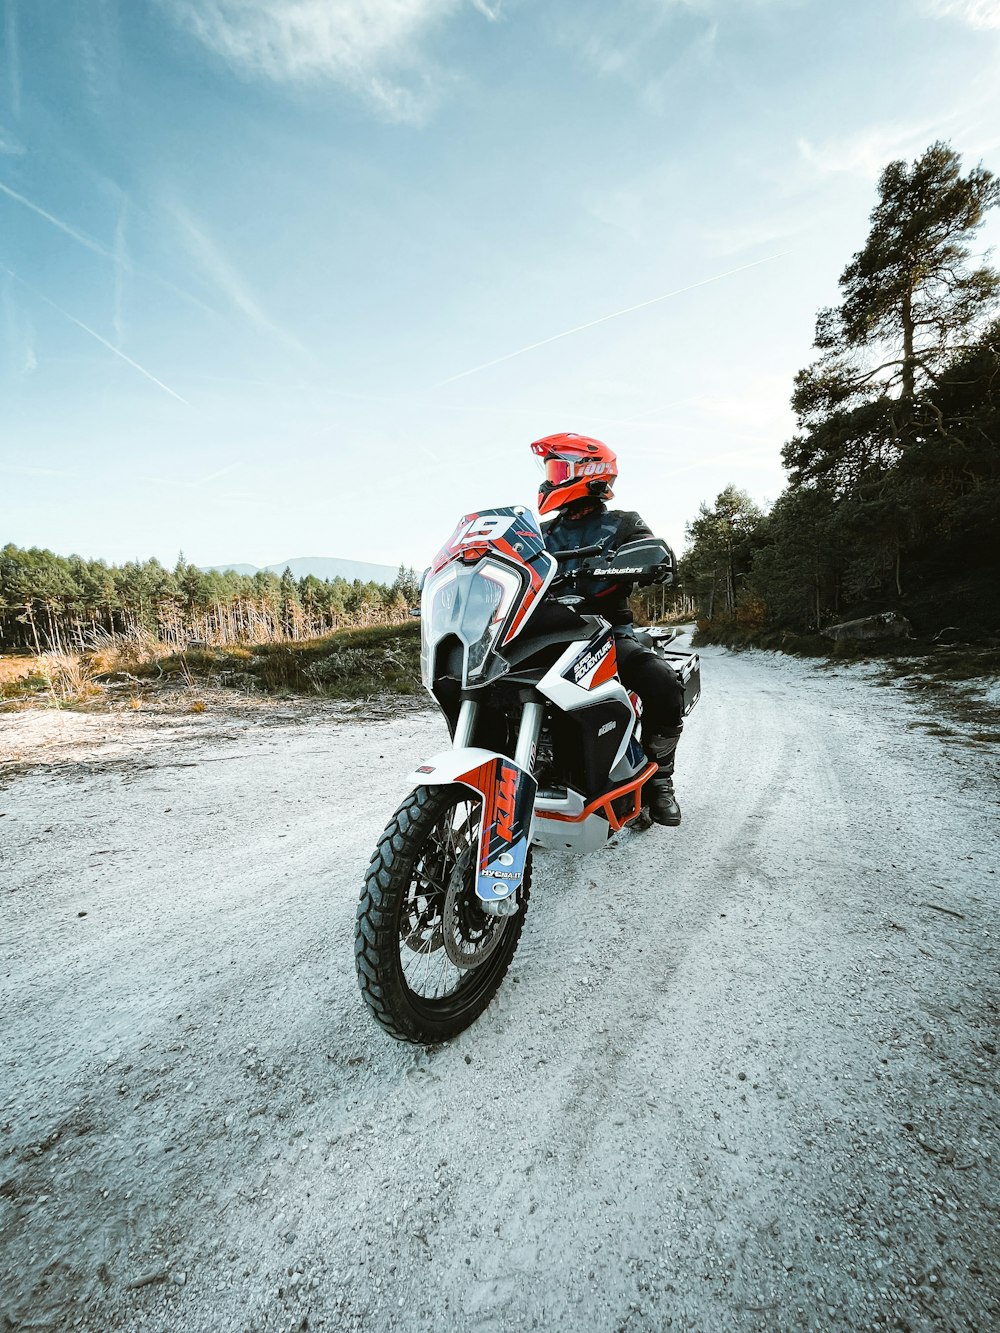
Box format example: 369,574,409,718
541,501,672,633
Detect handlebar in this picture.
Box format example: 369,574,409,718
550,551,674,590
551,543,604,562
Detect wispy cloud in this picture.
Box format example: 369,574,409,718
0,463,80,480
702,215,799,258
556,0,772,111
1,266,35,375
2,265,189,404
0,180,224,319
168,200,310,358
78,0,122,111
137,461,245,492
924,0,1000,28
436,252,790,386
197,462,242,485
162,0,492,122
57,309,188,403
20,320,36,373
628,446,781,483
796,118,952,181
0,180,115,259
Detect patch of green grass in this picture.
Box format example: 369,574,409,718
0,671,48,701
133,646,252,679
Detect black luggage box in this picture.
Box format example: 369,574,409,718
634,628,702,715
657,645,702,715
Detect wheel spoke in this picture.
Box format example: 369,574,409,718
397,794,491,1001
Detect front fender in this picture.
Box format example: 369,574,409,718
409,748,537,903
409,747,500,786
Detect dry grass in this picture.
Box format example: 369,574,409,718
0,650,102,706
0,656,40,687
0,622,423,709
87,627,175,678
247,623,422,698
44,651,103,703
1,629,180,708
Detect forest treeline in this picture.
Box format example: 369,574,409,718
0,546,421,651
681,142,1000,641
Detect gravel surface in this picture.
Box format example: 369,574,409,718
1,642,997,1332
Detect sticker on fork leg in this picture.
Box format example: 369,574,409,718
455,757,537,901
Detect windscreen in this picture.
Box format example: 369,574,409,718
430,507,548,573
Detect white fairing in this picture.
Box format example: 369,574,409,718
537,637,637,775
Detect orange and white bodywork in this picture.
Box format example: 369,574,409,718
410,749,537,903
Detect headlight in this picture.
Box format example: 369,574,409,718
420,560,524,686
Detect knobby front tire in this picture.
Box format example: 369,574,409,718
355,783,531,1044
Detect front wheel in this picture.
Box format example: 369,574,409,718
355,784,531,1044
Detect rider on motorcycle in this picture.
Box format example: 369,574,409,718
533,432,684,826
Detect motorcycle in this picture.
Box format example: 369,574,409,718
355,505,700,1044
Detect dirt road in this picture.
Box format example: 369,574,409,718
1,644,997,1332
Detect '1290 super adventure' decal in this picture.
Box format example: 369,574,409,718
562,628,618,690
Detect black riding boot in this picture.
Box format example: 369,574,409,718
644,728,682,826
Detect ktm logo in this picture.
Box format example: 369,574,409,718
495,765,518,843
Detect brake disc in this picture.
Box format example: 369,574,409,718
442,847,508,969
402,908,444,954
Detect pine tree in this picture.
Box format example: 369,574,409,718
793,142,999,431
684,486,763,619
786,142,1000,600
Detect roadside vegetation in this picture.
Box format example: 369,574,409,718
677,142,1000,656
0,549,424,710
0,622,423,710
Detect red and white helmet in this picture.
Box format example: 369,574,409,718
531,432,618,516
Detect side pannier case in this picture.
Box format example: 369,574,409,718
658,647,702,716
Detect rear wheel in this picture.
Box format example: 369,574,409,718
355,784,530,1044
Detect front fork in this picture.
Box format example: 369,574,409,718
453,697,545,770
454,696,544,918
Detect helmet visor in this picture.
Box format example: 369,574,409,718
540,457,577,485
538,456,615,487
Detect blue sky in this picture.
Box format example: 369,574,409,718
2,0,1000,569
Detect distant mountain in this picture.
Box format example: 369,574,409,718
205,562,258,576
202,556,402,585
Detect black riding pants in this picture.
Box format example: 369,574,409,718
615,633,684,739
